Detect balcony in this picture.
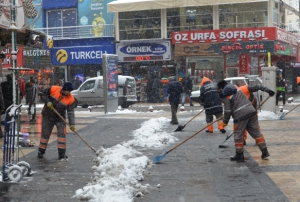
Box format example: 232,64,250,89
33,24,115,40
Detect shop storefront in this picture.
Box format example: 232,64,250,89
116,40,174,102
22,47,52,90
50,37,115,85
172,27,299,89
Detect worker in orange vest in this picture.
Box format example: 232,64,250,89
218,80,275,145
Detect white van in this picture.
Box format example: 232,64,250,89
72,75,137,108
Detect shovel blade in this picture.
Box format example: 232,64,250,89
279,112,286,120
153,149,167,164
174,125,185,132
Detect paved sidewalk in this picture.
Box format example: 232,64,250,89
0,99,299,201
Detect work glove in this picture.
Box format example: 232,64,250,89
70,125,75,132
268,90,275,97
47,102,53,109
221,122,228,127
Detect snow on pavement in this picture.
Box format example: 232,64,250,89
72,109,281,202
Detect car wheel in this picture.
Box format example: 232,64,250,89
121,103,130,108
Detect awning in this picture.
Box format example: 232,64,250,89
107,0,268,12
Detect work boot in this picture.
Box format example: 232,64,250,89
37,151,44,159
219,129,226,133
244,141,246,146
58,153,68,160
205,130,213,133
230,152,244,162
190,103,194,106
261,148,270,159
182,103,184,106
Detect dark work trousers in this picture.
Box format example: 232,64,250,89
38,116,67,155
28,103,36,120
170,104,179,124
276,91,285,105
233,115,267,153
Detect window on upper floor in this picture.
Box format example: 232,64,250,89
289,0,293,6
119,10,161,40
219,2,268,29
166,6,213,39
46,9,77,38
289,20,293,31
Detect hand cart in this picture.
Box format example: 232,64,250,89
1,104,32,182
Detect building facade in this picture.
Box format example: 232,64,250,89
108,0,300,93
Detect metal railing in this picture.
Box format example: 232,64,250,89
34,24,115,39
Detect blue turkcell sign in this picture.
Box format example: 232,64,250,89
51,45,115,65
51,38,115,65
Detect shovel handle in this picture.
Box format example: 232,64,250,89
168,116,223,154
51,107,97,152
184,109,204,127
256,95,270,110
280,102,300,118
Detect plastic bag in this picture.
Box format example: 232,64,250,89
30,105,34,114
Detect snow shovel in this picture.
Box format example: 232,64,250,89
279,102,300,120
153,116,223,164
174,109,204,132
218,132,234,148
51,107,96,152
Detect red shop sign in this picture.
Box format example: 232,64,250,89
172,27,298,46
239,54,250,75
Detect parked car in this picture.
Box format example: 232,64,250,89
71,75,137,108
190,75,263,104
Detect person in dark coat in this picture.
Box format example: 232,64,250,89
181,74,194,106
152,75,160,103
167,76,183,125
218,82,270,162
199,76,225,133
37,81,77,160
146,77,153,102
1,74,13,111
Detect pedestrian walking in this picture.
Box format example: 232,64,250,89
28,79,38,123
146,76,153,102
37,81,77,160
199,76,225,133
1,74,13,111
276,70,287,105
73,76,82,90
181,74,193,106
218,80,275,145
17,75,25,102
218,82,270,162
152,75,160,103
25,76,34,105
167,76,183,125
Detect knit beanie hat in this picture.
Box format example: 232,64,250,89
62,81,74,91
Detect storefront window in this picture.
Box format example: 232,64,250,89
119,10,161,40
219,3,267,29
187,57,224,86
166,6,213,38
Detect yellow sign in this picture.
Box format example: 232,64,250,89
56,49,68,63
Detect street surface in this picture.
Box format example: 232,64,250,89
0,97,299,202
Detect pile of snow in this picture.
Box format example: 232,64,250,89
258,110,279,120
73,117,175,201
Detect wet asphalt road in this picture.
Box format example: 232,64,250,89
0,99,299,202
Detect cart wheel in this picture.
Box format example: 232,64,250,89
17,161,31,176
7,165,23,182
